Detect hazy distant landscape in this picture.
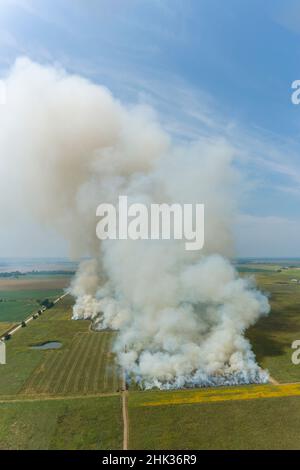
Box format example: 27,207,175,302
0,258,78,274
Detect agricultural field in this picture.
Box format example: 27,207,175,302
247,268,300,383
0,395,122,450
0,274,71,323
129,391,300,449
22,331,120,396
0,295,121,397
0,322,15,337
0,293,123,450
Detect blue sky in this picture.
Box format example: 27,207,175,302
0,0,300,257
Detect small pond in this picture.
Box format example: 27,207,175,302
30,341,62,350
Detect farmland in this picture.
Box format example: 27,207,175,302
0,274,71,323
22,331,120,396
128,393,300,449
0,292,123,450
0,295,121,397
247,267,300,383
0,395,122,450
1,261,300,449
0,322,15,337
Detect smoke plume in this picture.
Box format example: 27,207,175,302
0,58,270,389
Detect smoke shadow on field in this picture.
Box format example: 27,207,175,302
247,329,285,363
247,302,300,363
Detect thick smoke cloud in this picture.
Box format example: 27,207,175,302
0,58,270,388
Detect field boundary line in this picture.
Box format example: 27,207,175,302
269,375,280,385
0,391,119,403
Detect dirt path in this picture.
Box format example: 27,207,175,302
269,375,280,385
53,292,69,304
0,391,119,404
122,372,129,451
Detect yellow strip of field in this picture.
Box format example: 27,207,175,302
140,383,300,407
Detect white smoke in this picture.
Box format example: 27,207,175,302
0,58,270,389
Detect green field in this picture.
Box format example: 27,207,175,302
22,331,120,396
0,292,59,322
0,296,121,397
248,269,300,383
129,392,300,449
0,395,122,450
0,293,123,450
0,274,71,323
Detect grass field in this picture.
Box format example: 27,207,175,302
247,269,300,383
0,292,123,450
22,331,120,396
0,274,71,323
0,295,121,397
0,322,15,337
129,392,300,449
0,395,122,450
